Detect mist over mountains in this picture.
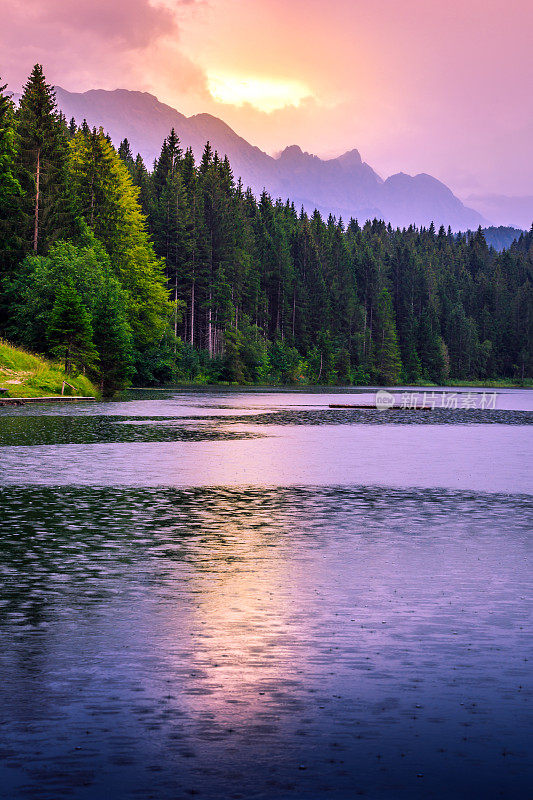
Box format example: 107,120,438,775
50,86,498,231
464,194,533,232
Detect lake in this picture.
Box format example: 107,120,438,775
1,388,532,799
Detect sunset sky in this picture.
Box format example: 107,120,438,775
3,0,532,197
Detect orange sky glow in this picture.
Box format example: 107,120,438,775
2,0,532,197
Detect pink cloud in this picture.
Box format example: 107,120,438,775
2,0,532,196
31,0,175,47
1,0,204,95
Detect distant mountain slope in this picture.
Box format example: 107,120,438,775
465,194,533,231
481,226,526,251
53,86,486,230
54,88,276,186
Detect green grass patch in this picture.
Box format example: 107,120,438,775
446,378,531,388
0,339,97,398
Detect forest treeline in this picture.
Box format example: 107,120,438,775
0,66,531,392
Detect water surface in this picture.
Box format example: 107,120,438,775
1,389,531,799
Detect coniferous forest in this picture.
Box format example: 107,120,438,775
1,66,532,393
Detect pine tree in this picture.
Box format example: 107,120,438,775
2,80,531,388
47,284,98,375
180,146,201,345
130,153,152,216
398,312,421,382
417,309,447,383
0,80,22,277
198,145,238,355
152,131,192,344
16,65,76,253
69,127,170,346
92,278,133,394
117,138,135,173
373,290,402,384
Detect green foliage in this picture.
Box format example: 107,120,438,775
133,328,180,386
0,81,22,268
92,280,134,394
239,325,270,382
47,284,98,374
372,290,402,384
269,339,303,383
0,65,531,389
11,237,133,391
219,325,270,383
0,80,23,330
222,328,245,383
0,338,95,397
306,331,336,384
69,127,171,345
417,310,448,384
336,348,351,385
352,365,371,385
15,64,77,253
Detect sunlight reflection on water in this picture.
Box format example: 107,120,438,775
0,485,531,799
1,424,531,493
0,391,531,799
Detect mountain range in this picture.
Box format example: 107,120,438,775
464,194,533,232
37,86,525,231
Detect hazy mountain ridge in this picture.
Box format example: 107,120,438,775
49,87,488,230
478,226,526,251
465,194,533,231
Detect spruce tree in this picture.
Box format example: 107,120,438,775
417,309,447,383
92,279,133,394
152,131,191,343
117,138,135,173
373,290,402,384
131,154,152,216
47,285,98,375
16,65,76,253
0,80,22,281
69,127,170,346
3,85,532,387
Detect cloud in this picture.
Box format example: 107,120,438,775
31,0,176,47
180,0,533,195
2,0,532,195
1,0,206,97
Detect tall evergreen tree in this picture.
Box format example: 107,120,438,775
117,138,135,172
372,289,402,384
15,65,76,253
0,80,22,285
92,278,133,394
152,131,192,343
47,284,98,375
69,127,170,346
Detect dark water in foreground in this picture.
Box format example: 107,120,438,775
0,389,532,799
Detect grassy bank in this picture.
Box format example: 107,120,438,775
131,377,530,391
376,378,530,389
0,340,97,398
442,379,531,388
